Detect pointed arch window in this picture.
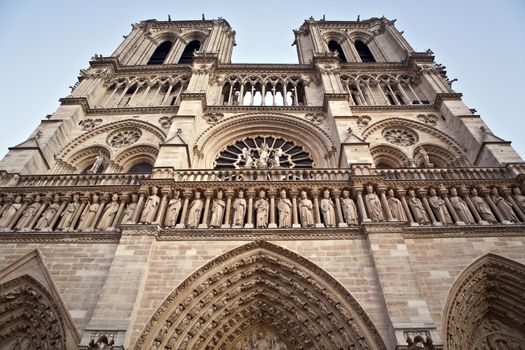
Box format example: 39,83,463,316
128,162,153,173
178,40,201,64
327,40,347,63
147,41,173,65
354,40,375,62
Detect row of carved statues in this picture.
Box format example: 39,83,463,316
0,185,523,232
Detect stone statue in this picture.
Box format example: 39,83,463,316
232,190,247,227
256,143,270,169
449,188,475,224
35,195,60,230
57,194,81,231
298,191,314,228
241,148,254,169
419,147,431,168
78,194,100,230
88,152,104,174
254,190,268,228
270,148,282,168
470,188,497,224
512,187,525,211
277,190,292,228
98,194,119,230
165,190,182,227
121,194,138,224
0,195,22,228
209,190,225,228
320,190,336,227
341,190,359,225
428,188,452,224
387,189,407,222
15,195,42,230
490,187,518,222
140,187,160,224
187,191,203,228
364,185,384,222
408,190,430,224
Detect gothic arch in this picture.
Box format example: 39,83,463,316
370,144,411,168
194,113,337,168
113,144,159,171
134,241,386,350
412,143,459,167
67,144,111,172
442,254,525,350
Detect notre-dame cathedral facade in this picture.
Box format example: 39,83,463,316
0,16,524,350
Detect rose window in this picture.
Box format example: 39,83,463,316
214,136,314,169
382,127,418,146
107,129,142,148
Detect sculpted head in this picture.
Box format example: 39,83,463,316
217,190,223,199
280,190,287,198
238,190,244,198
387,189,394,197
513,187,522,195
450,188,458,196
14,195,22,203
323,189,330,198
301,190,307,199
366,185,374,194
151,186,158,195
73,193,80,202
92,194,99,203
194,191,201,199
491,187,499,196
174,190,181,199
131,193,139,202
342,190,350,198
408,189,415,198
471,188,478,196
428,188,436,196
34,194,41,202
258,190,265,199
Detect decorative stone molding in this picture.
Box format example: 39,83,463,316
416,114,438,126
202,112,224,124
107,129,142,148
382,127,418,147
158,116,174,129
356,115,372,128
304,112,326,124
80,118,103,131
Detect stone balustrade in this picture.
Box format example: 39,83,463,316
7,173,150,188
357,165,514,181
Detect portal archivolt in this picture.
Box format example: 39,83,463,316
135,241,386,350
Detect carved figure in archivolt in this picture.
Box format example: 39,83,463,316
320,190,336,227
35,195,60,230
232,190,247,227
58,194,81,231
387,189,407,222
254,190,269,228
298,191,314,227
341,190,359,225
98,194,119,229
428,188,452,224
0,195,22,228
165,190,182,227
15,195,42,230
78,194,100,230
491,187,518,222
470,189,497,224
122,194,138,224
209,190,225,228
512,187,525,211
408,190,430,224
187,191,203,228
449,188,475,224
140,187,160,224
277,190,292,228
365,185,384,222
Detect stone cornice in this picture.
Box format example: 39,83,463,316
433,92,463,109
0,231,121,243
403,223,525,239
59,97,179,116
349,104,435,112
204,105,323,113
4,184,142,194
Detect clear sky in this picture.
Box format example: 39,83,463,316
0,0,524,163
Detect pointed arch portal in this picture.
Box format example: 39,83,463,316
135,241,385,350
443,254,525,349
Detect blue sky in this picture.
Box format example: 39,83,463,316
0,0,524,162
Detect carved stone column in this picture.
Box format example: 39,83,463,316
131,192,146,224
244,189,255,229
441,189,462,225
6,198,29,231
90,195,107,231
27,197,49,231
418,189,438,226
311,189,324,228
111,195,127,230
503,188,525,222
482,188,506,224
354,188,370,222
199,190,213,229
154,189,170,225
268,189,277,228
378,187,393,221
290,190,301,228
332,189,347,227
221,190,234,228
176,191,192,229
398,190,415,225
461,188,486,225
74,196,89,231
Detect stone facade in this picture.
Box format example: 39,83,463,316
0,16,524,350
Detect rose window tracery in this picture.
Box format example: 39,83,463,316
107,129,142,148
214,136,314,169
382,127,418,146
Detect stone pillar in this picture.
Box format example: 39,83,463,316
378,187,394,221
482,189,506,224
245,190,255,229
311,189,324,228
503,188,525,222
461,188,486,225
221,190,234,228
111,195,127,229
441,189,462,225
74,197,89,231
332,189,347,227
153,190,170,225
419,190,438,226
90,196,107,231
28,199,49,231
131,193,146,224
49,199,68,231
290,190,301,228
355,188,370,222
199,190,213,229
176,191,191,229
268,190,277,228
398,190,415,225
6,199,29,231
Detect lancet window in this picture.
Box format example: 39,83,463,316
328,40,348,63
219,74,306,106
214,136,314,169
354,40,375,62
340,74,429,106
178,40,201,64
96,75,189,108
147,41,173,65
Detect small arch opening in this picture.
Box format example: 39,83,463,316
355,40,376,62
327,40,347,63
178,40,201,64
147,41,173,65
128,162,153,173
